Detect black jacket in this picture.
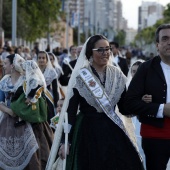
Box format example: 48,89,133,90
117,56,129,76
124,56,166,128
59,59,77,86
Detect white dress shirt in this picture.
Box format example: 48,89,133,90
157,61,170,118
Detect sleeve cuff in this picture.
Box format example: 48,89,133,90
156,104,164,118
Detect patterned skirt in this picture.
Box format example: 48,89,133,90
0,112,53,170
0,112,38,170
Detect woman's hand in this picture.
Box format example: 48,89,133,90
25,98,31,105
5,107,16,117
0,103,16,117
58,143,70,160
142,94,152,103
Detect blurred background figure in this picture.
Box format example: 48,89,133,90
58,48,69,66
110,41,129,76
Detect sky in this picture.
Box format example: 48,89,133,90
121,0,170,29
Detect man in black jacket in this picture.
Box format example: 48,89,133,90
59,46,82,86
109,41,129,76
124,24,170,170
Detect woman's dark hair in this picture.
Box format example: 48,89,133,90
48,52,55,60
6,54,15,64
69,45,76,52
109,41,119,48
85,35,108,60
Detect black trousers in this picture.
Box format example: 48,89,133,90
142,138,170,170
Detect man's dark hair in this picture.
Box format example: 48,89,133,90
155,24,170,43
109,41,119,48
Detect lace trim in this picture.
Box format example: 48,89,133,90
75,65,127,112
22,60,46,97
44,68,58,86
0,75,25,93
75,76,103,112
0,123,38,170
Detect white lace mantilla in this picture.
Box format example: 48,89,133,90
43,67,58,86
75,65,127,112
0,75,25,93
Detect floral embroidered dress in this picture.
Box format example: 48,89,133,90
0,75,38,170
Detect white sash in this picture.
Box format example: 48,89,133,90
79,68,126,133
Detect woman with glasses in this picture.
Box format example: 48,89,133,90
47,35,144,170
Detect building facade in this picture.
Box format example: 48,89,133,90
138,1,164,31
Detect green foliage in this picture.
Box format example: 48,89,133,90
73,27,85,45
163,3,170,23
2,0,62,41
2,1,12,38
114,30,126,46
134,3,170,46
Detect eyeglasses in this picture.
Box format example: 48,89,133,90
92,47,112,55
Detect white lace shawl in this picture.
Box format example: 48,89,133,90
43,52,58,86
46,36,127,170
13,54,25,74
0,74,25,93
75,65,127,112
22,60,46,97
50,52,64,76
126,59,145,88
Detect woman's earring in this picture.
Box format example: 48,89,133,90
89,57,93,65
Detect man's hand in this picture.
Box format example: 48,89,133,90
163,103,170,117
58,143,70,160
142,94,152,103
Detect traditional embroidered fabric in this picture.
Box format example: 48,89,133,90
43,52,58,86
22,60,46,97
0,75,39,170
0,75,24,93
13,54,25,74
46,36,126,170
75,65,126,112
49,52,63,76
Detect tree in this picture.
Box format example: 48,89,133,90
114,30,126,46
2,0,62,41
134,3,170,46
163,3,170,23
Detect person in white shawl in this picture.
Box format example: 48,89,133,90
46,35,144,170
0,54,38,170
37,51,59,122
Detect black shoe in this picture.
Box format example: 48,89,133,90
14,120,26,127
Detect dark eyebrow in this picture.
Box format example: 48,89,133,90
162,36,169,39
97,46,110,49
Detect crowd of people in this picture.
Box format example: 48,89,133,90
0,23,170,170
